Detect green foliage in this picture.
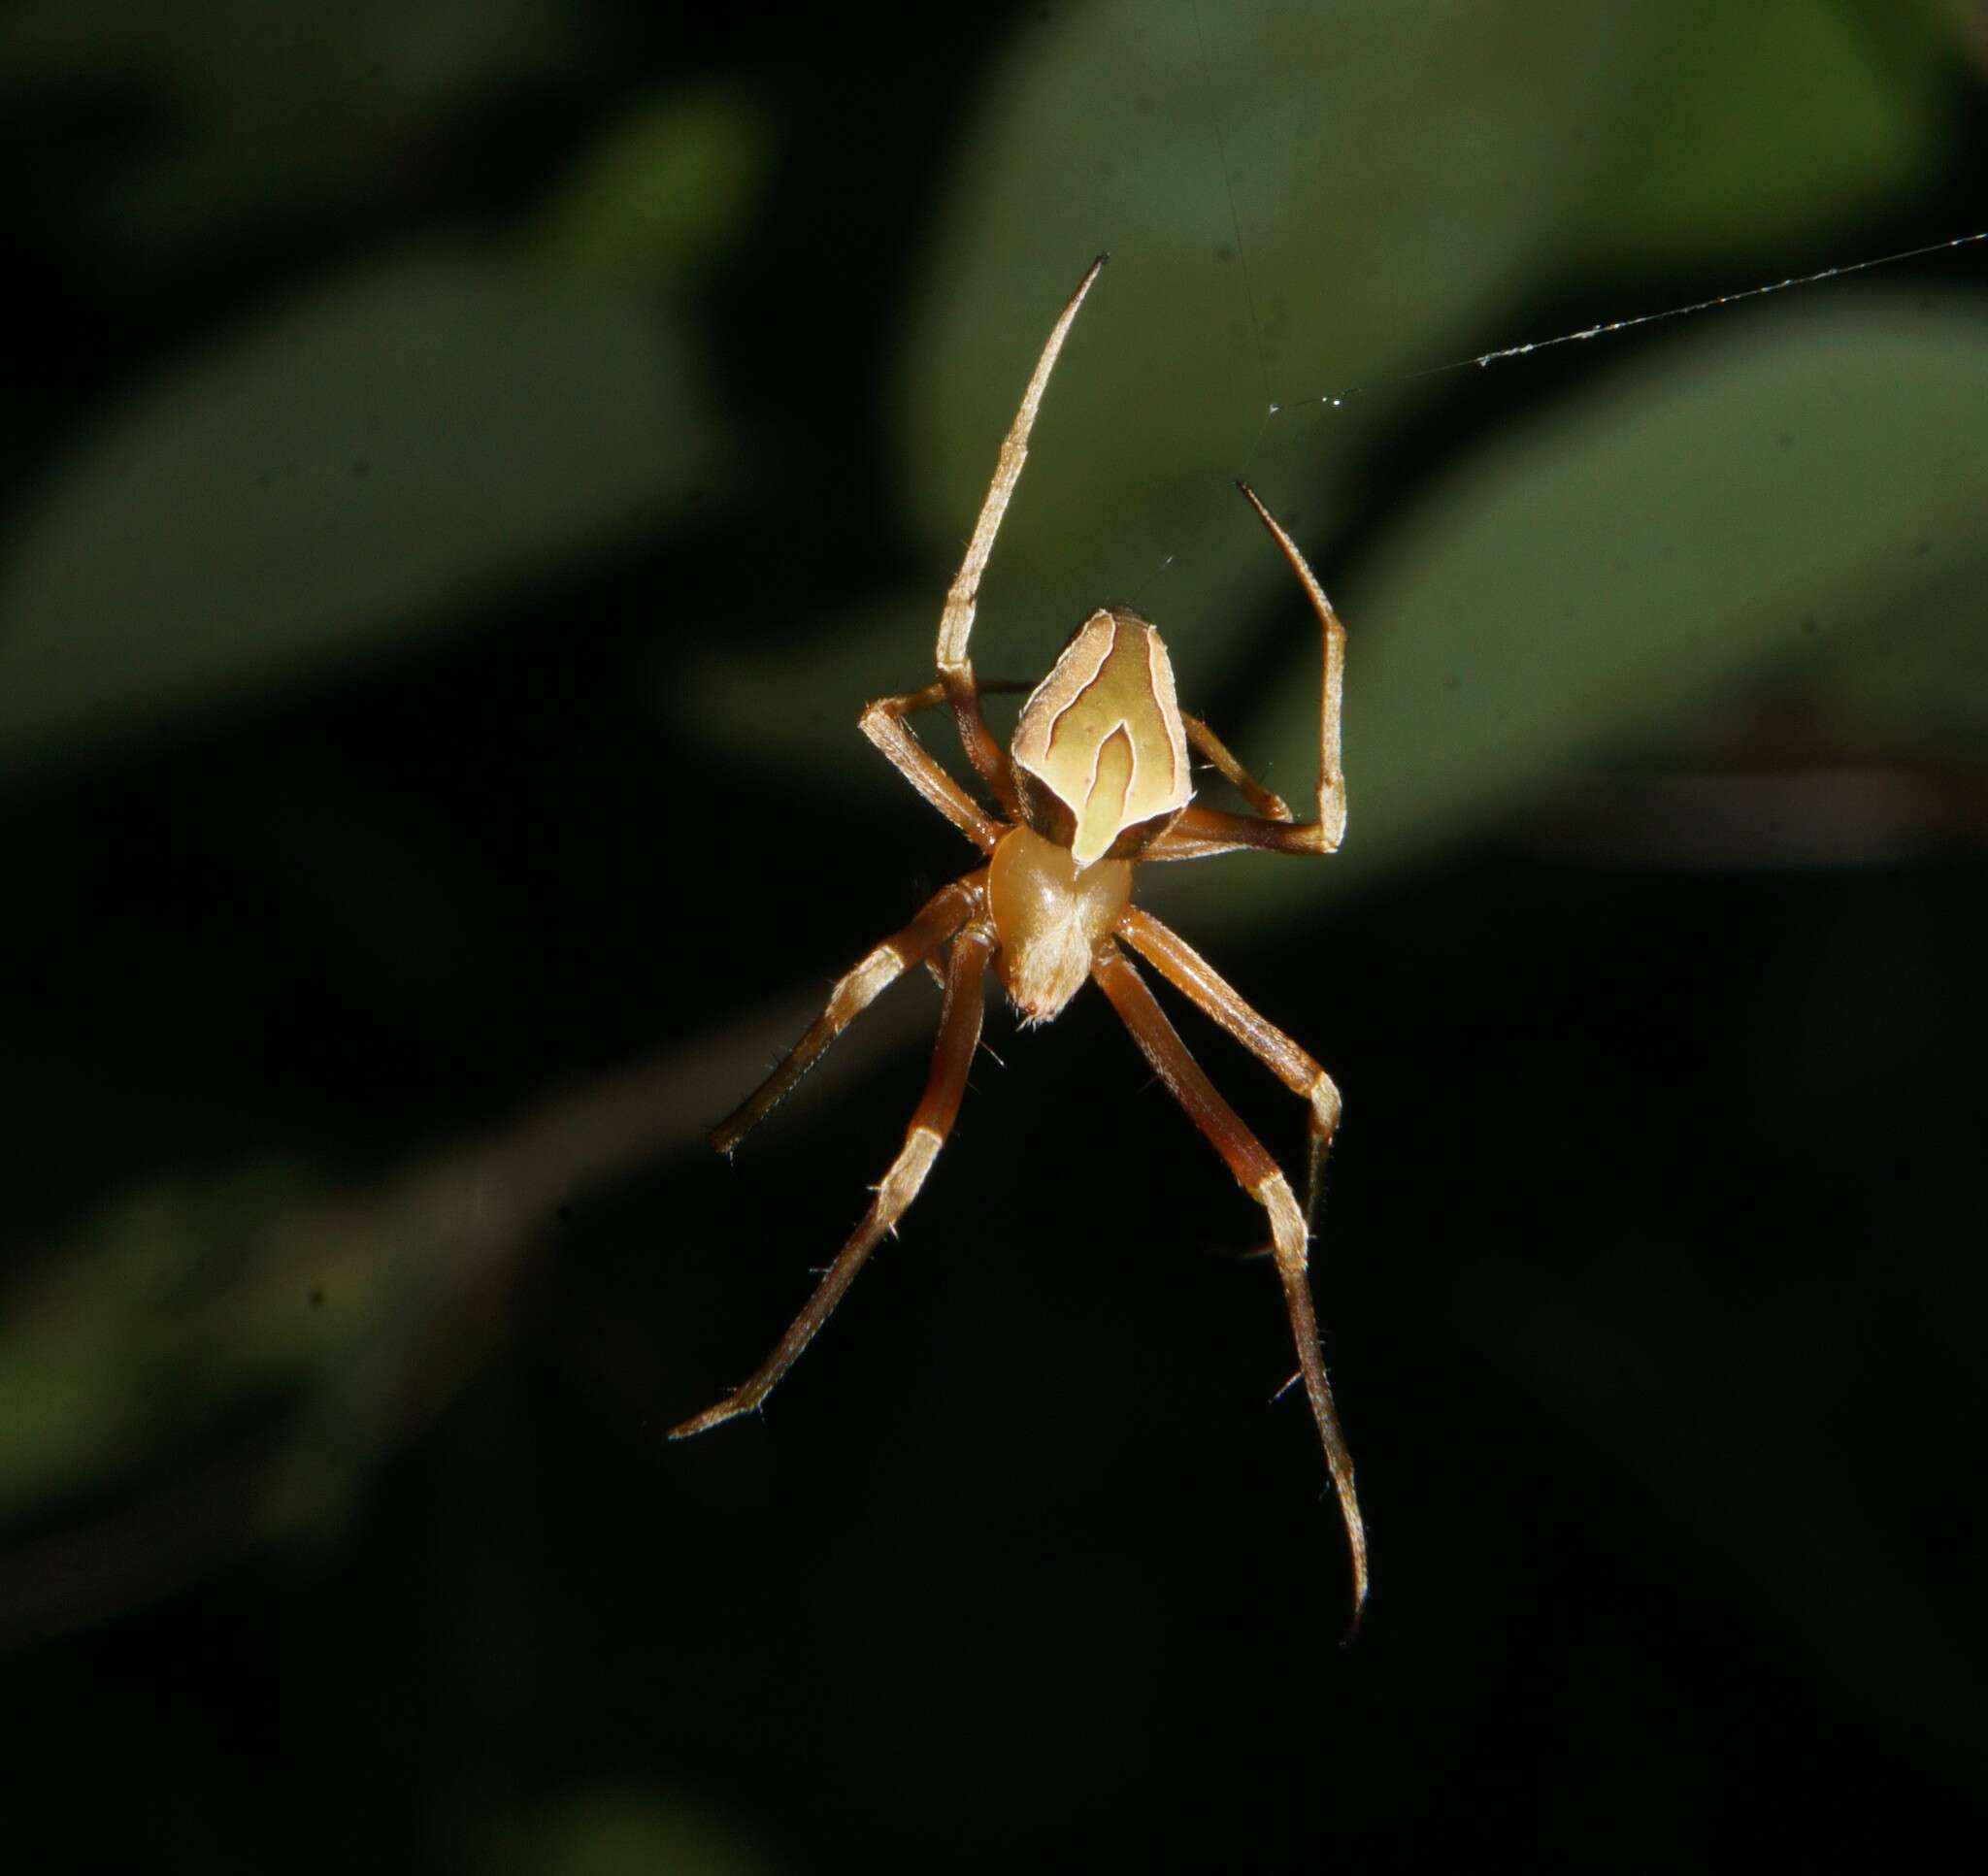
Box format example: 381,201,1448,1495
0,247,725,784
525,83,777,289
1582,0,1958,267
3,15,1984,1850
505,1789,785,1876
1,0,590,253
1212,299,1988,919
0,1162,332,1523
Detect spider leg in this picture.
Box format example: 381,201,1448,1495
673,924,994,1438
1091,939,1367,1625
1117,906,1341,1237
935,255,1109,820
1181,710,1294,822
860,682,1006,852
859,678,1042,850
711,872,987,1157
1144,482,1345,863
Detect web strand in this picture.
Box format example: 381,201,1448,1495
1267,230,1988,417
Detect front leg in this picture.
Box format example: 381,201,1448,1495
934,255,1110,820
860,683,1006,853
1181,710,1294,823
1146,482,1346,862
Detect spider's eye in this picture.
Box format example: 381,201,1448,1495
1011,608,1192,867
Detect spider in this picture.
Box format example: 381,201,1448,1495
672,255,1367,1619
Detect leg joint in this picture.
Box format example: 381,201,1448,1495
1253,1170,1309,1259
1307,1069,1343,1135
829,945,907,1027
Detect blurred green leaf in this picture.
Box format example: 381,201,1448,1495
0,1162,333,1524
0,246,725,788
524,82,777,291
0,997,916,1565
1806,549,1988,757
0,1142,532,1571
1579,0,1955,269
1186,294,1988,927
0,0,590,255
510,1789,785,1876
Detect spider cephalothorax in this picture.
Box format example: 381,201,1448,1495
674,257,1368,1622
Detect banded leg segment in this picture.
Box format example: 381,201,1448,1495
1091,941,1367,1624
1117,906,1342,1233
675,925,995,1438
711,873,986,1157
935,255,1109,820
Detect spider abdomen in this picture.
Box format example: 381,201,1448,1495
986,824,1131,1024
1011,607,1193,868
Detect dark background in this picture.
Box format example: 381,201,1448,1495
4,3,1985,1869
